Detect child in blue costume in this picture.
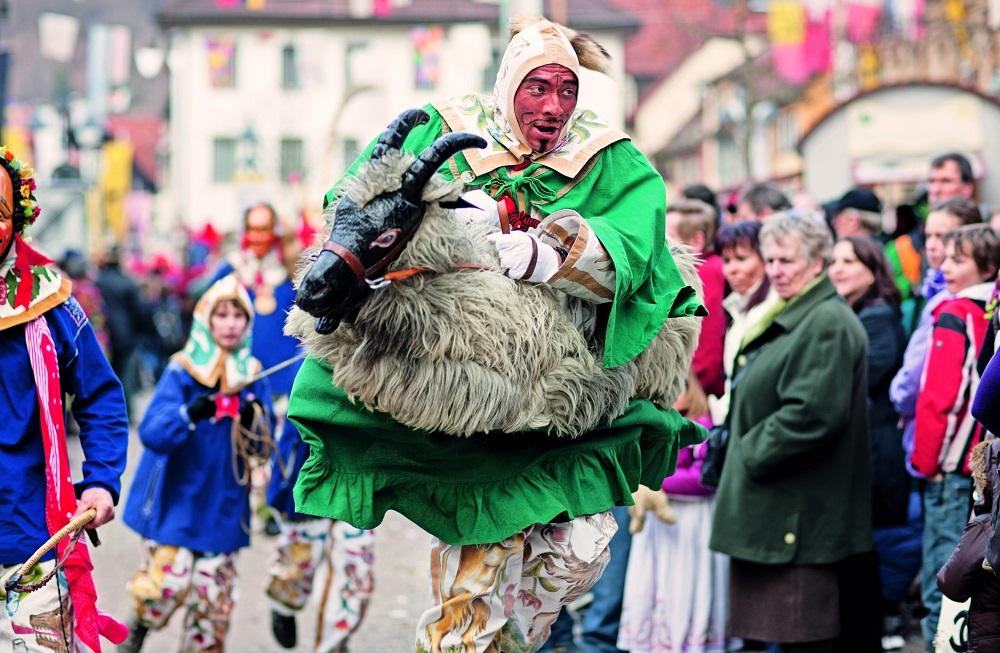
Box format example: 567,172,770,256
120,274,275,653
209,202,374,653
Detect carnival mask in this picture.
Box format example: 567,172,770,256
244,205,278,259
0,169,14,259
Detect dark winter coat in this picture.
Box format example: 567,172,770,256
857,300,909,528
710,276,873,564
938,515,1000,652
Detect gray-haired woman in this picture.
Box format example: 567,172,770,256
709,213,880,652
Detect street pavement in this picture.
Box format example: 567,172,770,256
66,408,928,653
69,422,431,653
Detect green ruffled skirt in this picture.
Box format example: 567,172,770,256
289,357,704,545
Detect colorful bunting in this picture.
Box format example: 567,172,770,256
411,26,444,90
206,36,237,87
769,1,810,82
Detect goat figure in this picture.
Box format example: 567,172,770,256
289,109,701,438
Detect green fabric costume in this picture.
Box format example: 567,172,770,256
291,104,704,545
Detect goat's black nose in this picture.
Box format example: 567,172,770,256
295,249,352,315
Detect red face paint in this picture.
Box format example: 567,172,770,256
0,170,13,259
513,64,578,154
0,213,10,260
243,205,278,259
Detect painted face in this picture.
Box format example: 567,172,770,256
928,160,974,206
0,169,14,259
513,64,578,154
0,209,10,259
762,234,823,300
721,243,766,296
209,299,249,350
941,240,992,295
244,205,277,259
829,240,875,305
924,210,962,269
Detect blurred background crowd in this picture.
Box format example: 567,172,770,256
7,0,1000,652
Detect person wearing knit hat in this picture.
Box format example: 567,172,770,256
290,15,704,653
0,146,129,652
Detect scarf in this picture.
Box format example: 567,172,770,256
922,267,948,300
21,317,127,651
172,273,260,394
0,236,71,331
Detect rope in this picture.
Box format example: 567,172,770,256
230,401,278,489
5,509,96,594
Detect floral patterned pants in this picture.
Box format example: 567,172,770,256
128,542,238,653
0,560,75,653
416,510,617,653
266,518,374,653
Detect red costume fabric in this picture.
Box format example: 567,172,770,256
691,253,726,398
26,317,127,651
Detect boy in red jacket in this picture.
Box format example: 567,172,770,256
912,224,1000,647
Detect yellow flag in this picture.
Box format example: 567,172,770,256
246,0,266,10
768,1,806,46
1,127,31,165
100,140,133,238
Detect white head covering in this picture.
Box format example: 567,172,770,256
173,273,261,393
492,19,580,156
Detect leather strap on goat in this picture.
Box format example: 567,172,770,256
322,229,419,287
380,263,494,285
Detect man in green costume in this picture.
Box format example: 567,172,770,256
288,16,704,653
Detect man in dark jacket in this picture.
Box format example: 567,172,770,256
95,245,147,416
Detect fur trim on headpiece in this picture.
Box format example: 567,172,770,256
509,15,610,74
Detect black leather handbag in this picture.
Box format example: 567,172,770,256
699,423,729,488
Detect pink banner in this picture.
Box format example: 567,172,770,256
772,43,811,83
804,10,832,75
847,1,883,44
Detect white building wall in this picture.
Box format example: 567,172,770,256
165,22,627,234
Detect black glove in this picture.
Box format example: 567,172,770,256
186,395,215,422
239,398,264,428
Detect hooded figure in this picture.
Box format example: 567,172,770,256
289,15,704,653
121,273,275,653
0,146,129,652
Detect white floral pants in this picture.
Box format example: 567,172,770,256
266,518,374,653
0,560,75,653
128,542,238,653
416,510,617,653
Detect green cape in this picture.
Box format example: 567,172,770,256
290,357,705,545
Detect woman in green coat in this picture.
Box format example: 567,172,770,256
709,213,879,652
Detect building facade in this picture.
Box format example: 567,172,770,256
158,1,635,232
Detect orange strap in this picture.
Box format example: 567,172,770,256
379,263,493,285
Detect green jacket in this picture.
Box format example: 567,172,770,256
709,276,873,565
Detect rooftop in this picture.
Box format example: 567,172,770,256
158,0,639,30
605,0,766,92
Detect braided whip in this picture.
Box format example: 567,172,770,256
4,509,96,594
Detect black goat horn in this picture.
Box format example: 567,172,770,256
401,133,487,200
370,109,430,160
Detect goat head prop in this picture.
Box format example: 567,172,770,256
296,109,486,334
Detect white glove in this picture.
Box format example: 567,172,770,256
453,189,500,227
487,231,562,283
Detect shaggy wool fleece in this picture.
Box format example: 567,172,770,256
286,151,702,438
